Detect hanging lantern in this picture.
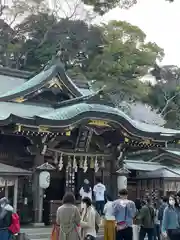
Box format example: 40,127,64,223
39,171,50,189
54,152,59,165
94,156,99,172
83,156,88,173
58,153,63,171
73,155,78,172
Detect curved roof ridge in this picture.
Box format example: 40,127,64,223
0,63,87,102
0,65,57,101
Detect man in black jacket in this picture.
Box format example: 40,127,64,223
158,196,168,226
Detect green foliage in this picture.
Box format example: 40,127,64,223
82,0,174,15
0,1,177,127
84,21,164,101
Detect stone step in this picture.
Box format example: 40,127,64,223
21,227,104,239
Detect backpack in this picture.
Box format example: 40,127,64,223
8,213,20,234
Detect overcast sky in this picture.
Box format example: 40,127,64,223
96,0,180,66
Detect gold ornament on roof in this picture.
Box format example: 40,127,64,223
140,139,151,145
125,137,129,142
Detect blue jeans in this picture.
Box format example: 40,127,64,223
116,227,133,240
154,224,160,240
95,201,104,216
0,229,11,240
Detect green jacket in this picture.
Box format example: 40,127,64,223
136,205,155,228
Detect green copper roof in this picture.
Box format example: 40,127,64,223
164,149,180,156
39,103,180,135
0,102,52,120
0,101,180,141
0,65,56,100
0,75,25,95
124,160,164,171
0,63,91,101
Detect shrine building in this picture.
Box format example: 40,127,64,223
0,60,180,225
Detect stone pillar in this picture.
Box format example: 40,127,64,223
32,153,44,226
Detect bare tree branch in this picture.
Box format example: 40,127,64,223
160,91,180,116
0,0,6,17
162,109,177,118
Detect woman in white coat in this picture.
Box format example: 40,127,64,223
81,197,96,240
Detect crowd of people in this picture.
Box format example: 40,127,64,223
55,178,180,240
133,194,180,240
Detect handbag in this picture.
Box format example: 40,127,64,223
116,206,128,231
51,224,59,240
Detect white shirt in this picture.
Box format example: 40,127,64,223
79,187,92,200
104,201,115,220
93,183,106,201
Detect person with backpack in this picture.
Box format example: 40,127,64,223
0,197,20,240
136,198,155,240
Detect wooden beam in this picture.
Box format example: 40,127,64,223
13,178,18,213
48,148,111,157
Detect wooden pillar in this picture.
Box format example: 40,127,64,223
110,154,118,199
13,178,18,212
5,180,8,199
